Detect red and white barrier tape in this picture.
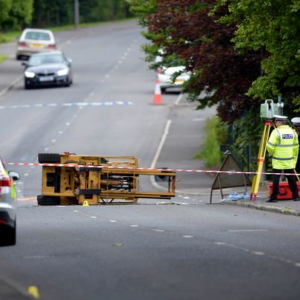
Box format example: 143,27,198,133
4,161,300,176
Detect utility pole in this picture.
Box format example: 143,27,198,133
74,0,79,29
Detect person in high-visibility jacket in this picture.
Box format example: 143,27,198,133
266,115,299,202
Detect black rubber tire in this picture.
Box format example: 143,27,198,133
161,87,166,94
38,153,60,163
24,81,31,90
10,221,16,245
37,195,60,206
0,222,16,246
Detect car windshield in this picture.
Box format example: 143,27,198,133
25,31,51,41
28,54,64,66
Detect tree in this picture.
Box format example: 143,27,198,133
215,0,300,110
129,0,262,124
31,0,132,27
0,0,12,30
2,0,33,30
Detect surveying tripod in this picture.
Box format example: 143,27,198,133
250,120,274,200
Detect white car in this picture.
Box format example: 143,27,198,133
16,28,56,60
157,66,190,93
0,158,19,246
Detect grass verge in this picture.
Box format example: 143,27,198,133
195,116,222,168
0,18,137,45
0,55,8,64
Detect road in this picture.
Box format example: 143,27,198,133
0,20,300,300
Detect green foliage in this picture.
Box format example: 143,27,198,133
195,117,223,168
126,0,157,26
215,0,300,109
0,30,20,43
0,55,7,64
2,0,33,30
0,0,12,29
0,0,133,29
227,109,263,172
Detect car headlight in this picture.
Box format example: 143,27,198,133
25,71,35,78
57,68,69,76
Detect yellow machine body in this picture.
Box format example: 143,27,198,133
38,153,176,205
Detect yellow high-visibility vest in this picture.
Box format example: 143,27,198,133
267,125,299,169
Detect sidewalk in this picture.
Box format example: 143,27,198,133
221,184,300,217
155,94,300,217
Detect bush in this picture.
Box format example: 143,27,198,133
195,116,223,168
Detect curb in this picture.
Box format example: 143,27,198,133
222,200,300,217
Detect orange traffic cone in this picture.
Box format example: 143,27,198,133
153,78,162,105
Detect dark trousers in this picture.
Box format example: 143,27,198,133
271,169,299,200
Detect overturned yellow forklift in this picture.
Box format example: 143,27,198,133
37,153,176,205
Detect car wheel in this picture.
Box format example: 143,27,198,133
38,153,60,163
24,81,31,90
37,195,60,206
161,87,166,94
64,78,71,87
0,222,16,246
16,55,22,60
10,221,16,245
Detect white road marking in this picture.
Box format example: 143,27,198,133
175,93,183,105
109,220,117,223
214,242,226,245
228,229,268,232
90,216,97,219
130,225,139,227
295,263,300,267
183,235,194,238
151,120,172,169
153,229,164,232
214,241,300,268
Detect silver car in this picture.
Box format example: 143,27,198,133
157,66,190,93
16,28,56,60
0,159,19,246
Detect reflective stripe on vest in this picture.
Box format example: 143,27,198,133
273,156,293,161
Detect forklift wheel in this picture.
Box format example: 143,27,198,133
37,195,60,206
38,153,60,163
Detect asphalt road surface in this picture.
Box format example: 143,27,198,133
0,20,300,300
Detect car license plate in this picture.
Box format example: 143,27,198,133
30,43,43,48
175,79,185,83
39,76,54,82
